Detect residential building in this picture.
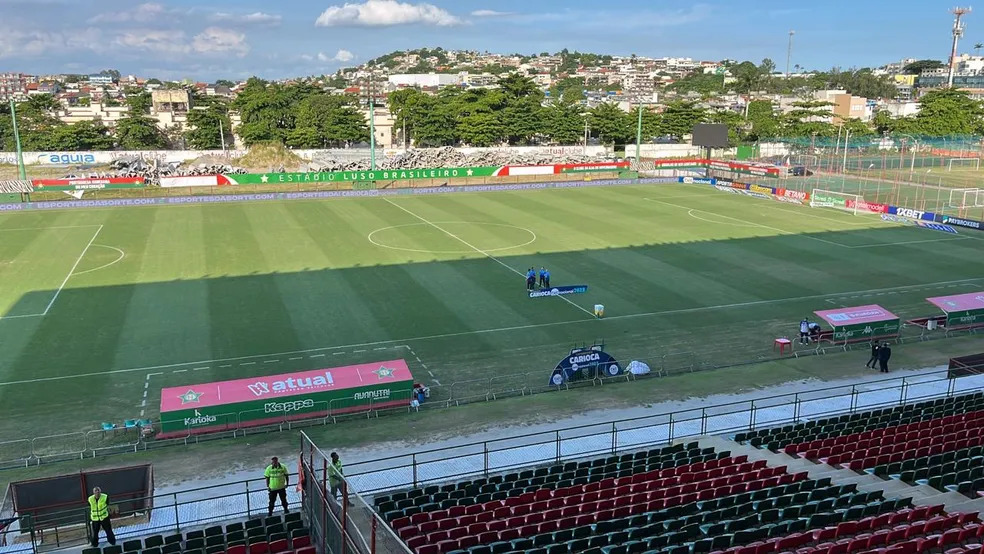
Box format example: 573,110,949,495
0,72,30,100
388,73,461,88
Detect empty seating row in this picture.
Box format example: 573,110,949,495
738,393,984,451
85,515,307,554
377,443,720,518
411,484,907,554
399,464,803,545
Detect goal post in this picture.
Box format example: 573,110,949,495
810,189,861,215
946,158,982,172
948,188,984,208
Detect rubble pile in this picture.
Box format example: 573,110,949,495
308,148,611,172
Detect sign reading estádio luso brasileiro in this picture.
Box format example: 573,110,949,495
157,359,414,437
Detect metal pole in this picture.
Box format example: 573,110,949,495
785,30,795,78
369,76,376,171
583,118,589,155
9,99,26,180
635,104,643,162
842,129,850,172
219,119,226,153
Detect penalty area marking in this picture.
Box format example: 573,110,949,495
367,221,537,255
72,245,125,276
685,209,760,228
7,276,984,388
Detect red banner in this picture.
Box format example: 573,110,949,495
33,177,145,188
846,198,889,214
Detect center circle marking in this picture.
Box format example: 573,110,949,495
367,222,537,254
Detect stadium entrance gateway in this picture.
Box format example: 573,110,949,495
813,305,901,345
157,359,414,438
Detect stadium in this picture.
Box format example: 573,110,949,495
3,9,984,554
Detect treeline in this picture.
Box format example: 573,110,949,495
0,91,231,152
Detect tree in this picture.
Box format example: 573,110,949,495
660,101,707,140
412,95,458,146
48,120,114,150
543,101,585,145
125,92,153,115
759,58,777,76
911,88,984,136
185,104,233,149
730,61,761,94
498,73,541,99
745,100,779,141
588,103,632,145
116,116,167,149
15,95,66,150
837,117,874,137
902,60,944,75
388,88,429,146
976,43,983,56
667,72,724,96
782,100,837,137
146,78,162,85
708,109,744,146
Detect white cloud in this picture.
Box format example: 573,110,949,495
315,0,463,27
114,30,191,55
0,27,103,58
111,27,249,58
210,11,282,25
306,49,356,63
471,9,514,17
192,27,250,57
88,3,182,24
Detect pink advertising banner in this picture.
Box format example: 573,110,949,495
159,359,412,412
814,305,898,327
927,292,984,313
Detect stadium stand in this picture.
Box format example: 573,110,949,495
371,392,984,554
73,513,313,554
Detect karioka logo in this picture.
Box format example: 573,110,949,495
184,409,217,427
247,371,335,397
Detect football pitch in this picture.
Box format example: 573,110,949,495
1,183,983,445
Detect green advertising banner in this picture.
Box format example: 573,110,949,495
229,166,500,185
811,192,848,208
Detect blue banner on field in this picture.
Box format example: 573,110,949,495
529,285,588,299
549,345,622,386
887,206,937,221
678,177,716,185
937,214,984,231
881,214,959,234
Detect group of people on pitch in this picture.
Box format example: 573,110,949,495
526,267,551,291
866,340,893,373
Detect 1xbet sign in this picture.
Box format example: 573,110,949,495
895,208,926,219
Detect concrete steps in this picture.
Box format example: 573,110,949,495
696,435,983,514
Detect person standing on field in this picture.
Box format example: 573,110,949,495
866,341,880,369
878,342,892,373
88,487,116,548
799,318,810,344
265,456,290,517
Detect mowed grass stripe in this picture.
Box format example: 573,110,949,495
109,206,212,369
203,204,304,359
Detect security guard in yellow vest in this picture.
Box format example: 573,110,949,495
88,487,116,547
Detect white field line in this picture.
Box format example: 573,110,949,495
72,245,125,276
41,224,103,315
850,237,972,249
3,277,982,387
0,225,103,232
382,197,596,318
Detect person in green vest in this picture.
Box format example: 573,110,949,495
88,486,116,547
328,452,352,506
264,456,290,517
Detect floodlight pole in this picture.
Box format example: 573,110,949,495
9,99,26,180
635,103,643,162
841,129,850,172
369,74,376,171
219,119,226,153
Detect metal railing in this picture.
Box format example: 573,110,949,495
341,368,982,495
1,318,976,473
0,477,302,554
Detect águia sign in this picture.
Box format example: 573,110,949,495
158,359,414,437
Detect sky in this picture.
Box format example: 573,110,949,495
0,0,970,81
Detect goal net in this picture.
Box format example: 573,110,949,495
946,158,982,171
810,189,861,214
948,188,984,208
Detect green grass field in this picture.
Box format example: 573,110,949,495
1,183,983,448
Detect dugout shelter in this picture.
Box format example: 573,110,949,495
813,304,901,348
